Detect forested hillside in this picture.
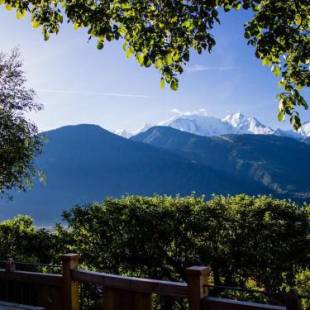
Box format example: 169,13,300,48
132,126,310,199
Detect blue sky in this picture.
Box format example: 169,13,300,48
1,8,309,132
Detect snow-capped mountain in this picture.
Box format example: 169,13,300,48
161,114,233,136
114,111,310,141
161,112,275,137
222,113,274,135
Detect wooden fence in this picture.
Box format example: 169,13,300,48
0,254,297,310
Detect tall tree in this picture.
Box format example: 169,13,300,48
0,49,42,195
1,0,309,128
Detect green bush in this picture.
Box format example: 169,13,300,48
0,215,61,264
62,194,309,292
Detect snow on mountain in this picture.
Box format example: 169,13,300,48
222,113,274,135
273,128,301,139
114,123,154,138
160,111,274,137
299,122,310,137
161,114,233,136
116,111,310,140
114,129,135,138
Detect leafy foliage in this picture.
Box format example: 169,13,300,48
1,0,309,128
61,195,309,291
0,49,42,195
0,215,60,263
0,194,309,307
295,269,310,309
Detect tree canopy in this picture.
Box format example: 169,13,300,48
0,49,42,195
1,0,309,129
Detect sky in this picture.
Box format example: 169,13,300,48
1,7,309,133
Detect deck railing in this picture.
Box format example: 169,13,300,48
0,254,301,310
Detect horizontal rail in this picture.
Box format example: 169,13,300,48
204,297,286,310
72,269,188,297
0,301,45,309
0,269,63,287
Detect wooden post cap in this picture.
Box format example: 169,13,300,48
62,254,80,261
185,266,210,276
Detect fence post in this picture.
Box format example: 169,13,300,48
5,258,16,272
286,289,302,310
186,266,210,310
62,254,80,310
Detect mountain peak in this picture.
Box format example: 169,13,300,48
222,112,246,125
159,112,275,137
222,113,274,135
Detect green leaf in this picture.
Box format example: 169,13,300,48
74,23,80,31
31,20,40,29
126,49,132,59
165,53,173,65
118,25,126,36
137,53,144,65
16,10,26,20
155,58,163,69
160,79,165,89
125,46,134,59
295,15,302,26
262,57,272,66
235,3,242,10
277,110,285,121
97,41,104,50
170,79,178,91
182,19,194,30
5,4,12,11
122,42,127,52
272,65,281,77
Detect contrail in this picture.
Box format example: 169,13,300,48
36,89,150,99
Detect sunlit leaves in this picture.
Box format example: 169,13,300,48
245,0,309,129
1,0,309,129
125,47,133,59
277,109,285,122
137,53,144,65
160,78,165,89
0,49,42,195
32,21,41,29
271,65,281,77
16,10,26,20
62,194,310,295
170,78,178,91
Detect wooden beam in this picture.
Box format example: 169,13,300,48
72,270,188,297
0,270,63,287
203,297,286,310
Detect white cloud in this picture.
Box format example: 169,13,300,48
36,89,150,99
170,108,208,116
185,64,239,73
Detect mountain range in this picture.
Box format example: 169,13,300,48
132,126,310,199
0,122,309,226
116,112,310,142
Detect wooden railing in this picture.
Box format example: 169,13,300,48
0,254,297,310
